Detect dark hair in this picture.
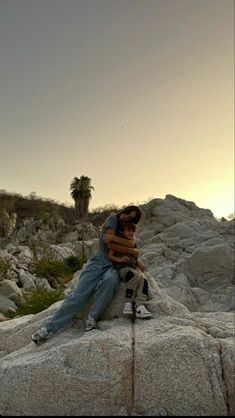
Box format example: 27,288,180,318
119,221,137,232
117,205,142,224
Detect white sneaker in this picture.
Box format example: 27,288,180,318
123,302,134,317
135,305,152,319
85,315,97,331
31,326,52,345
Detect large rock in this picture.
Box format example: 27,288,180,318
0,279,23,305
0,273,234,416
138,197,234,313
0,294,17,313
133,316,228,416
0,320,133,416
0,308,233,416
186,244,234,290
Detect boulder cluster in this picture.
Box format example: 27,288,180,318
0,195,234,416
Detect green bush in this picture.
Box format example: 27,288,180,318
0,258,10,281
4,287,64,318
64,255,84,273
33,255,85,285
34,257,72,281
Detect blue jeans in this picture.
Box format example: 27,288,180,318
47,252,119,333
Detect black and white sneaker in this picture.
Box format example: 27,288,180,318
123,302,134,317
135,305,152,319
85,315,97,331
31,326,52,345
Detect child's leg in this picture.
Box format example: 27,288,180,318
119,268,152,319
119,267,143,305
133,275,152,318
135,275,149,307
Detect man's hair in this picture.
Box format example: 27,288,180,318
117,205,142,224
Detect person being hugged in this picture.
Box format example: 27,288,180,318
108,220,152,319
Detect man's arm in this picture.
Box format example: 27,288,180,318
108,249,130,264
108,242,139,257
103,232,135,248
103,227,138,256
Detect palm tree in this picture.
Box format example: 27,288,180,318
70,176,80,216
70,176,94,219
70,176,94,261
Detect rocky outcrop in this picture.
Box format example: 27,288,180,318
138,195,234,312
0,195,234,415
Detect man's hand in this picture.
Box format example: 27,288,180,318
120,256,130,263
103,234,113,243
131,248,139,258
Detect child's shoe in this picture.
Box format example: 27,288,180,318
135,305,152,319
123,302,134,317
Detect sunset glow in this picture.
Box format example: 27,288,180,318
0,0,234,218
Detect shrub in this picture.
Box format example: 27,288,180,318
33,255,85,286
0,190,77,225
33,257,72,282
4,287,64,318
0,258,10,281
64,255,84,273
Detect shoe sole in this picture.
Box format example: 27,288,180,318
31,336,41,345
123,312,134,317
85,326,97,331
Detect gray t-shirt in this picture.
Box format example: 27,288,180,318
98,213,119,257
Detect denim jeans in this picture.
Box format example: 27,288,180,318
47,252,119,333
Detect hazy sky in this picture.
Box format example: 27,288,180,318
0,0,234,217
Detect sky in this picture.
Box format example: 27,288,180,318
0,0,234,218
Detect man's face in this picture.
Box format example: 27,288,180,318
120,211,136,222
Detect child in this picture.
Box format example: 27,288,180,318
108,221,152,319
